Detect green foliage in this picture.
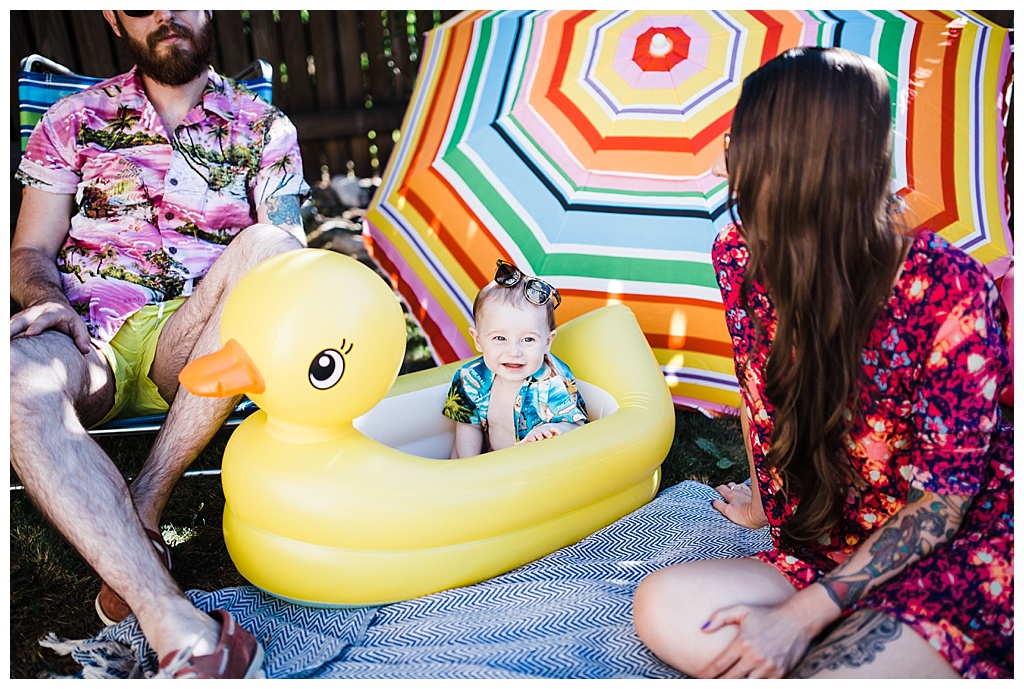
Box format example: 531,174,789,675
660,408,748,490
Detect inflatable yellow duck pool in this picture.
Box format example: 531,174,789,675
180,249,675,607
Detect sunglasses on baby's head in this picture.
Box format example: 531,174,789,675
493,260,562,309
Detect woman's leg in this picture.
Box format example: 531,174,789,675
792,609,960,678
633,557,795,676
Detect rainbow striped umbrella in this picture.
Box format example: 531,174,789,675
364,10,1013,411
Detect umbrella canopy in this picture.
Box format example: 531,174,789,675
364,9,1013,411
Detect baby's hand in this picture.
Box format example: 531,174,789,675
518,424,563,444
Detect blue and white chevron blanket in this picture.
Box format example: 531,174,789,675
44,480,771,679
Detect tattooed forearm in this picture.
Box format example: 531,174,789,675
819,488,971,610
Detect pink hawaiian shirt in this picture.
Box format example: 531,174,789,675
17,66,309,344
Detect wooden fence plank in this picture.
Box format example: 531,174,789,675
247,10,284,108
308,10,343,112
72,13,120,78
336,11,366,109
362,10,393,106
291,106,406,142
278,11,316,114
387,10,414,101
213,9,253,77
29,11,76,69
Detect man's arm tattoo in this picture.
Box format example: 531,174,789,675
819,488,970,610
265,195,302,228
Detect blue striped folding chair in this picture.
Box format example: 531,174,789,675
19,54,274,155
17,54,273,435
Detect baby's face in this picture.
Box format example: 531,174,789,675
470,300,554,385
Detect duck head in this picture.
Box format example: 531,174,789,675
179,249,407,432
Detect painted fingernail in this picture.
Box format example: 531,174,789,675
701,621,710,630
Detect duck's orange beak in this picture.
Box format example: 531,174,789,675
179,339,265,397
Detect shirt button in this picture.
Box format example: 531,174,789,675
169,178,178,185
165,212,174,220
168,247,177,254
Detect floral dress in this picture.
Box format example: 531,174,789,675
713,224,1013,678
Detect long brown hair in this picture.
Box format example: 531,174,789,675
727,47,910,544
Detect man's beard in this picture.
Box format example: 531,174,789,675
118,16,215,86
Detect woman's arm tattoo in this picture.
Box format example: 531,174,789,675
819,488,971,610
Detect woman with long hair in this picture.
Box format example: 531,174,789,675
632,47,1013,678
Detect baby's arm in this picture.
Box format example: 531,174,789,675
451,422,485,459
516,421,584,444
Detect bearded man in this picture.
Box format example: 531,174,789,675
10,10,309,678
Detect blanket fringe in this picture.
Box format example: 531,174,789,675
39,633,150,679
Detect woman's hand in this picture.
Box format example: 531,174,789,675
712,482,768,529
697,602,812,678
698,584,838,678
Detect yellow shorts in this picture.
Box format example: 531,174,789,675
93,298,186,428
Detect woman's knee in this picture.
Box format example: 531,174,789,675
633,562,737,675
633,558,795,675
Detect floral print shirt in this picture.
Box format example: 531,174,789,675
713,224,1013,678
443,354,588,443
17,66,309,344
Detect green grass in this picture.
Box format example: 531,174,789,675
9,395,746,679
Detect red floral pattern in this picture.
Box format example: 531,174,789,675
713,225,1013,678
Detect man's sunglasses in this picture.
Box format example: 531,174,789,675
494,260,561,309
122,11,156,18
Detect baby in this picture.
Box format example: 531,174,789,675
443,260,588,458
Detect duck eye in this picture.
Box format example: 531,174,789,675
309,349,345,389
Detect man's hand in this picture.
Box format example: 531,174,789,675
10,301,92,354
10,188,85,350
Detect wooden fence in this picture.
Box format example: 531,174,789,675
9,9,463,190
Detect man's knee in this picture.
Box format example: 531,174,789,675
228,223,303,267
198,224,302,297
10,332,113,421
11,333,67,396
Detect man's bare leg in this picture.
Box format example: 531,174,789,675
11,224,301,661
9,331,210,660
128,223,302,531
